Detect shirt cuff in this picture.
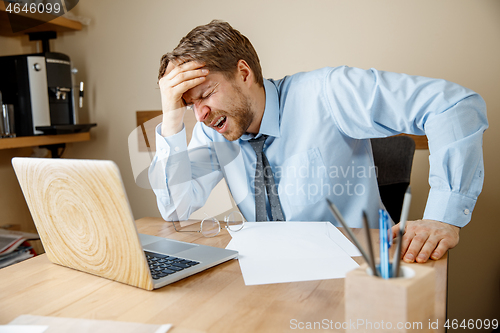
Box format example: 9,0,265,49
423,189,477,227
155,123,188,156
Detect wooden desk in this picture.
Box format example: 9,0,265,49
0,217,447,332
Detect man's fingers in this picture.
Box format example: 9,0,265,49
164,61,206,80
160,76,207,113
403,232,429,263
400,230,414,258
164,60,177,78
169,76,207,98
168,68,209,89
414,235,440,263
396,219,460,262
159,61,209,113
430,239,453,260
391,224,400,239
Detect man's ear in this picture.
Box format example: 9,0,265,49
236,59,253,85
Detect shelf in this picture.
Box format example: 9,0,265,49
0,132,90,150
0,2,82,37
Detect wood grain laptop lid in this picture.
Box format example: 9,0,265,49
12,158,154,290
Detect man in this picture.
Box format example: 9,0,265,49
149,20,487,263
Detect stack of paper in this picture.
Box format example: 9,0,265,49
0,234,25,254
226,222,360,285
0,230,39,268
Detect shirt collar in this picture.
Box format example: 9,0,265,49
240,79,281,141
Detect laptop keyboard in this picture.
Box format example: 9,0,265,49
145,251,200,280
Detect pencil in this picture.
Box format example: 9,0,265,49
392,186,412,278
326,199,372,270
362,211,379,277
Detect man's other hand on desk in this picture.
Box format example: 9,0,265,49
391,219,460,263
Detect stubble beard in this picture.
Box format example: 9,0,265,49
206,92,254,142
222,97,253,141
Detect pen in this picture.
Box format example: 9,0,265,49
326,199,372,270
362,211,379,277
379,209,390,279
392,186,412,278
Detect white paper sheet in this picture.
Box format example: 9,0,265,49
323,222,361,257
226,222,360,285
0,326,48,333
6,315,172,333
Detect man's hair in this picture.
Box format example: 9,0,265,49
158,20,263,87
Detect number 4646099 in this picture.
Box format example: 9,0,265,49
5,2,61,15
444,319,498,330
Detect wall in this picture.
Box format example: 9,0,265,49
1,0,499,324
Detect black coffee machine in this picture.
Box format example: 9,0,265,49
0,32,93,136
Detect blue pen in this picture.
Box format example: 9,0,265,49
379,209,391,279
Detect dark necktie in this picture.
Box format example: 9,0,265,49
249,135,285,221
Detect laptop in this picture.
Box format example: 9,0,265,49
12,157,238,290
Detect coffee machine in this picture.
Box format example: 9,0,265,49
0,32,91,137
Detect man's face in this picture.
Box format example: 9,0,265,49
183,72,255,141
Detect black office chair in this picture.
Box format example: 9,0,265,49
370,136,416,223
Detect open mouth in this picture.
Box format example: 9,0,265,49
213,116,227,129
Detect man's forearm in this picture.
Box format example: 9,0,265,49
423,94,487,226
161,106,185,137
149,123,224,221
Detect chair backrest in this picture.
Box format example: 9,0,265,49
370,136,416,222
136,110,197,152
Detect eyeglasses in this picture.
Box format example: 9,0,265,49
171,211,246,238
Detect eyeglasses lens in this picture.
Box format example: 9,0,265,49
226,211,244,231
200,217,220,237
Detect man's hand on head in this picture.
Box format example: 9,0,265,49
159,60,209,136
391,219,460,263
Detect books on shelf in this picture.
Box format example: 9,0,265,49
0,229,40,268
1,234,26,254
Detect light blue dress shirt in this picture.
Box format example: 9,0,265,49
149,66,487,228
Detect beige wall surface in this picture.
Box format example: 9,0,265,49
1,0,499,325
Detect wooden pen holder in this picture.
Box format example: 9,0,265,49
345,263,436,333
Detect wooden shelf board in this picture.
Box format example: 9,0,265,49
0,3,82,37
0,132,90,150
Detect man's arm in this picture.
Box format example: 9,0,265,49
324,66,488,262
159,61,208,136
149,61,222,221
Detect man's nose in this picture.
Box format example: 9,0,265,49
194,104,210,123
